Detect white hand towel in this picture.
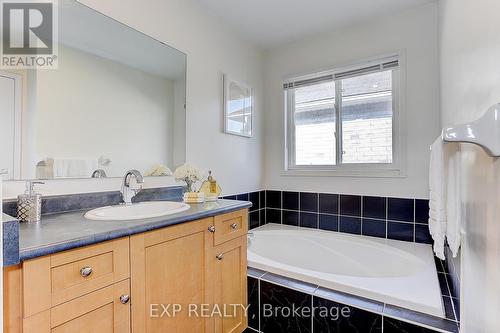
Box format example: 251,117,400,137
53,158,98,178
446,145,462,257
429,137,447,260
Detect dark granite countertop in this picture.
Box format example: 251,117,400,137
19,199,251,261
3,213,19,266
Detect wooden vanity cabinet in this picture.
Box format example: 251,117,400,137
212,236,248,333
3,209,248,333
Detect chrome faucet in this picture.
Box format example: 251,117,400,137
121,170,144,204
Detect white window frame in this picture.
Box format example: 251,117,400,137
284,53,407,178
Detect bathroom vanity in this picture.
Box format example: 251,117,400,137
3,201,250,333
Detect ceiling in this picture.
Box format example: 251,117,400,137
194,0,436,49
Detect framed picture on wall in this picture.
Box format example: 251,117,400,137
223,74,253,137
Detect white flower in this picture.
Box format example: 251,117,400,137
174,164,204,183
144,164,172,177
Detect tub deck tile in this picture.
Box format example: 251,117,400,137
314,286,384,315
383,304,459,333
260,272,318,295
248,267,267,279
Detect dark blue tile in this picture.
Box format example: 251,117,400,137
362,218,386,238
452,297,460,321
319,214,338,232
260,191,266,209
438,273,450,296
260,208,266,225
415,224,432,244
249,191,260,211
225,195,237,200
442,296,456,321
247,277,259,330
388,198,414,222
283,210,299,226
266,208,281,224
340,195,361,217
415,199,429,224
249,211,260,229
319,193,338,214
362,196,386,219
300,212,318,228
446,272,460,299
387,222,414,242
313,296,382,333
260,280,312,333
266,190,281,209
283,191,299,210
300,192,318,212
339,216,361,235
434,256,445,273
237,193,249,201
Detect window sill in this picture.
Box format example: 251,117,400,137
281,168,407,178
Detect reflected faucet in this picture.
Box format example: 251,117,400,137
91,169,107,178
121,170,144,204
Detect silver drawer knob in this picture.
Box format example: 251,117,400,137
216,253,224,261
231,223,238,230
80,266,93,278
208,225,216,233
120,294,130,304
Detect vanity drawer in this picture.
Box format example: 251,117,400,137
213,209,248,246
23,237,130,317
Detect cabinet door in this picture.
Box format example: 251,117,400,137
23,279,131,333
130,218,215,333
213,236,247,333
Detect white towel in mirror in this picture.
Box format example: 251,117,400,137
53,158,99,178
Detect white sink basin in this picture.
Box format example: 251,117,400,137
84,201,190,221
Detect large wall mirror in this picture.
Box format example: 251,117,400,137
0,0,186,180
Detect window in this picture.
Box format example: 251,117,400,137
285,56,402,175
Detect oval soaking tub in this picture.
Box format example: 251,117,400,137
247,224,444,317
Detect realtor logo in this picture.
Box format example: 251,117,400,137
1,0,58,68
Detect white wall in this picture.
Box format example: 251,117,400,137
34,45,175,178
439,0,500,331
263,3,440,199
3,0,264,198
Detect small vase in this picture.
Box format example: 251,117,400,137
185,179,194,193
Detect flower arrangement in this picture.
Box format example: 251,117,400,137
144,164,172,177
174,164,203,193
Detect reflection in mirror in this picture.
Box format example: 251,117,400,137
223,75,253,137
0,0,186,180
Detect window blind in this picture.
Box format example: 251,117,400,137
283,57,399,90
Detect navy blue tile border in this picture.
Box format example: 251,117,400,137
229,190,432,245
248,268,459,333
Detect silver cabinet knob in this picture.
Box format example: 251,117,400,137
80,266,93,278
120,294,130,304
231,223,238,230
208,226,216,233
216,253,224,261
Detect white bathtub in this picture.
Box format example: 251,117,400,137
247,224,444,317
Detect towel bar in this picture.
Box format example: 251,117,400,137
442,103,500,157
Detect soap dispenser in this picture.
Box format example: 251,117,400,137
17,181,44,223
